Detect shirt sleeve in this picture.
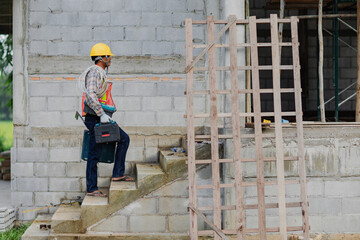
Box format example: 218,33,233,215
85,69,105,117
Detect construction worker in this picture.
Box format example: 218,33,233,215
79,43,134,197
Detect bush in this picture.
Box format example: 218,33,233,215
0,121,12,152
0,224,30,240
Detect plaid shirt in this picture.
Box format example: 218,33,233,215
85,67,107,116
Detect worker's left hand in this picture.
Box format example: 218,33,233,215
100,114,112,123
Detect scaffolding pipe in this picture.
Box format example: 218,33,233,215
356,0,360,121
295,13,356,19
338,18,357,33
318,0,326,122
245,0,251,123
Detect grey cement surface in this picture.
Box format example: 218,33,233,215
0,180,11,208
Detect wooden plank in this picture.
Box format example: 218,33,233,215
193,42,292,48
194,65,293,72
190,88,295,95
185,18,198,240
207,15,222,240
188,203,230,240
270,14,287,240
185,15,237,73
229,17,245,240
198,226,303,235
198,201,303,211
196,180,300,189
249,16,267,240
191,18,291,25
291,16,310,240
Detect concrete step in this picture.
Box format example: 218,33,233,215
109,181,137,204
160,150,187,173
21,214,52,240
51,203,83,234
136,163,164,185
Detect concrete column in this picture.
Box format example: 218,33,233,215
13,0,28,126
221,0,246,230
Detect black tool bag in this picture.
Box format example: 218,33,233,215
94,121,120,144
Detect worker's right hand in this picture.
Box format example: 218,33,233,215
100,114,111,123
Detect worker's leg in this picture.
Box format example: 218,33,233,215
112,127,130,178
85,115,102,193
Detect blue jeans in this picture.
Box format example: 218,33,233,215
84,114,130,193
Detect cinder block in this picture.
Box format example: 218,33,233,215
62,112,85,127
142,41,172,55
129,216,166,232
172,13,204,26
29,97,47,112
92,0,124,12
48,12,78,26
12,163,34,177
48,41,80,56
34,192,66,206
187,0,204,11
113,97,141,111
158,197,188,214
129,135,145,148
80,41,98,55
29,0,61,11
125,0,155,11
29,41,48,55
61,27,92,41
322,215,360,233
34,163,66,177
30,112,62,127
111,41,142,56
125,27,155,41
342,198,360,214
325,180,360,197
124,112,156,126
79,12,110,26
11,192,34,207
17,178,48,192
94,27,125,41
17,207,48,221
62,0,92,11
30,82,61,97
49,148,80,162
157,112,186,126
126,147,144,162
157,82,186,97
98,163,115,177
173,42,185,56
156,0,186,11
111,13,141,26
168,215,189,232
49,178,81,191
141,13,172,26
48,97,78,111
142,97,172,111
157,27,185,41
145,147,158,162
151,179,188,197
124,82,156,96
119,198,157,215
308,197,341,215
16,147,48,163
29,26,61,41
91,215,127,232
66,162,87,177
339,147,360,176
158,136,182,148
49,135,81,148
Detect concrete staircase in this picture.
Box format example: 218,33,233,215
22,150,188,240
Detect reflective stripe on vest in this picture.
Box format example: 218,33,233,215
81,82,116,116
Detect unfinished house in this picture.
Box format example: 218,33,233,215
7,0,360,239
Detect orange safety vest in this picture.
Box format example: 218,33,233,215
81,82,116,117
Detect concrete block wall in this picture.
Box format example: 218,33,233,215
28,0,206,57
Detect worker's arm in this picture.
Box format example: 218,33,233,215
85,69,105,117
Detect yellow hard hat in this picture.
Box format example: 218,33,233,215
90,43,114,57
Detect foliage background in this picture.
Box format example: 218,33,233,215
0,34,12,121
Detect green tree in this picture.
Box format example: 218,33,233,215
0,34,12,120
